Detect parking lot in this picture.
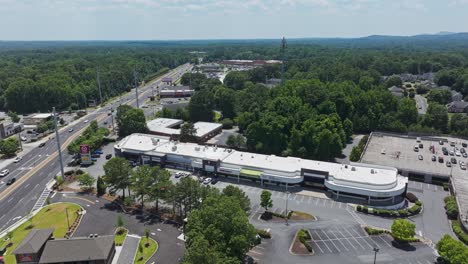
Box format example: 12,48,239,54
307,225,435,263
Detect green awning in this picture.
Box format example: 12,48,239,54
240,169,262,177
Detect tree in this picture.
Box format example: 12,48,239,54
116,105,148,137
77,173,96,191
145,228,150,241
187,89,214,122
437,234,468,264
260,190,273,212
226,134,246,149
7,111,20,122
96,176,106,196
397,98,418,127
103,157,132,199
427,89,452,105
179,123,197,143
222,185,251,212
185,194,256,262
424,103,448,133
224,71,249,90
385,76,402,88
130,165,172,209
0,137,19,157
55,176,65,190
349,146,362,162
391,219,416,242
221,118,234,129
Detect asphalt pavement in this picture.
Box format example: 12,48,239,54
0,64,192,234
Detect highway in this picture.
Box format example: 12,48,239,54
0,63,192,233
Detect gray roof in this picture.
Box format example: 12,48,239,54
39,235,115,263
448,101,468,109
13,229,54,254
388,86,403,93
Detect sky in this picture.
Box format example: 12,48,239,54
0,0,467,40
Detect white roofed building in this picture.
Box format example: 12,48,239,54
115,133,408,207
146,118,222,142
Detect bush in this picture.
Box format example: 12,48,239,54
444,196,459,220
415,200,422,206
257,229,272,239
357,205,362,212
406,192,418,203
297,229,313,252
451,220,468,245
398,209,408,217
221,118,234,129
365,226,386,235
260,211,273,220
362,206,368,213
443,183,449,191
408,205,421,215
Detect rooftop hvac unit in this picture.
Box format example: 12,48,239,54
345,165,348,169
371,169,374,174
172,145,177,151
351,167,356,171
195,146,200,151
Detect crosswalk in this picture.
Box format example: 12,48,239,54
31,187,51,212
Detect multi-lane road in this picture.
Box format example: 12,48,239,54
0,63,192,233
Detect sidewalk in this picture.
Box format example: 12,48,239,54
117,234,141,264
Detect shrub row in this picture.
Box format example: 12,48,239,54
357,203,422,217
364,226,388,235
257,229,272,239
444,196,459,220
349,135,369,162
297,229,313,252
393,237,420,243
451,220,468,246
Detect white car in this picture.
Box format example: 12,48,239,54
203,178,212,184
68,128,74,133
13,156,22,163
0,169,10,177
456,151,461,157
84,120,89,123
20,136,27,141
174,172,183,178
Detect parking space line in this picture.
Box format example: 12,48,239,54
337,228,357,250
322,199,326,206
312,231,333,253
376,235,392,247
307,197,312,204
342,229,366,249
330,230,349,251
315,198,320,205
322,231,341,252
300,196,305,202
338,202,342,208
360,237,375,249
312,241,324,253
434,185,438,191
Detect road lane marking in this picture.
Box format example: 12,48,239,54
315,198,320,205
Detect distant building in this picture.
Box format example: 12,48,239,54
161,77,173,85
159,85,194,98
0,121,22,139
198,63,222,73
22,113,53,127
447,101,468,113
451,90,463,102
147,118,222,142
388,86,404,98
265,78,282,88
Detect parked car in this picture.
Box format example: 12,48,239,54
198,176,205,183
438,156,444,163
461,148,466,154
451,157,457,164
203,178,212,184
431,155,436,162
175,172,183,178
450,142,456,146
413,146,419,152
38,142,46,148
6,177,16,185
463,143,468,148
464,153,468,158
84,120,89,123
68,128,74,133
105,154,112,160
443,149,448,156
20,135,27,141
462,165,467,170
0,169,9,177
93,150,103,154
439,140,444,145
210,178,218,184
419,143,423,149
13,156,22,163
456,151,461,157
91,157,97,162
449,151,454,156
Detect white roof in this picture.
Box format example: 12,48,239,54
117,133,400,188
193,122,222,137
147,118,183,135
31,113,53,119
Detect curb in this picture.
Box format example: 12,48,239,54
144,238,159,264
289,229,314,256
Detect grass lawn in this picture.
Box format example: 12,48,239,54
114,228,128,246
290,211,316,221
0,203,81,264
134,237,158,264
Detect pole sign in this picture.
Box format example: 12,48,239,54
80,144,92,165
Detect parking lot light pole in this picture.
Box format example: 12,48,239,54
373,247,379,264
285,191,290,226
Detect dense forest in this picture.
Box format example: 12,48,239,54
0,47,192,113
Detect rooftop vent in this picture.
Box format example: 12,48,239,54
195,146,200,151
351,167,356,171
345,165,348,169
371,169,374,174
172,146,177,151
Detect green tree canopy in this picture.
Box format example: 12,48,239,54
103,157,132,199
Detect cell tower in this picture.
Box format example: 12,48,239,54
280,37,287,86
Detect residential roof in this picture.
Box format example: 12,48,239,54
39,236,114,264
388,86,403,93
448,101,468,109
13,229,54,254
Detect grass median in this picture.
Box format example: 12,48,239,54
134,237,158,264
0,203,81,264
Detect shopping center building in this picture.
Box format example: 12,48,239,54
115,133,408,206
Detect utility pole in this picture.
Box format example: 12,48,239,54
285,191,290,226
110,107,115,132
97,68,103,106
134,65,139,108
17,133,23,151
280,37,287,86
53,107,65,180
373,247,379,264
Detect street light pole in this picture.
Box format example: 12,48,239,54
373,247,379,264
53,107,65,180
285,191,290,226
17,132,23,151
